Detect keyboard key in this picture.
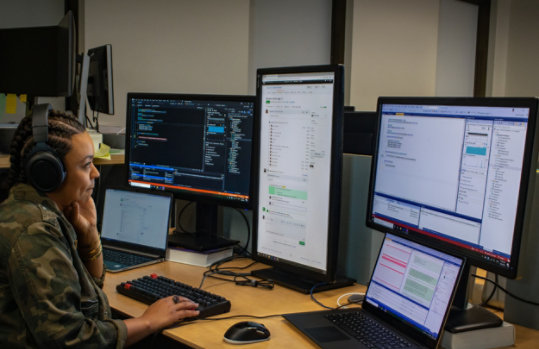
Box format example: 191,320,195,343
104,249,152,265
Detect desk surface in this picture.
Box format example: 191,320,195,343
104,260,539,348
0,153,124,168
104,260,364,348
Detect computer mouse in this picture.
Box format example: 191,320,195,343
223,321,270,344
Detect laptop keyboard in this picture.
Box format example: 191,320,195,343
116,274,231,319
103,248,153,266
325,311,413,349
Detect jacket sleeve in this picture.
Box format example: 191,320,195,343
8,220,127,349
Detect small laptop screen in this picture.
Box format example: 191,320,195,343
365,234,463,340
101,188,171,250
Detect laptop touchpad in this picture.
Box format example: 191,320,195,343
305,326,350,342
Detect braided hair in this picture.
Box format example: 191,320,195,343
0,110,85,202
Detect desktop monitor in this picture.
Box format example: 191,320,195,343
366,97,539,330
87,44,114,115
343,111,377,155
0,11,75,97
125,93,255,250
75,44,114,129
251,65,354,293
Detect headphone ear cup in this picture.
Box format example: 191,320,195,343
25,147,66,192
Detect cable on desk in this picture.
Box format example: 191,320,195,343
210,255,257,272
472,274,539,307
233,207,251,257
336,292,365,308
310,283,335,310
175,201,195,234
480,273,499,308
199,256,259,289
233,275,274,289
310,283,364,310
169,313,285,329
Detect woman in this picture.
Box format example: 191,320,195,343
0,109,198,348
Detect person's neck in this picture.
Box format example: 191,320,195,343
45,192,66,212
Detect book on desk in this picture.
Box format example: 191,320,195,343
166,246,233,267
441,321,515,349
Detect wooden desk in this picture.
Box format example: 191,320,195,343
104,261,539,348
0,153,124,168
104,260,364,348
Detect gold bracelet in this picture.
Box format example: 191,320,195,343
80,241,102,262
77,239,101,253
78,240,100,253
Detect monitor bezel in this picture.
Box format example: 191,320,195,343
366,96,539,278
87,44,114,115
252,64,345,283
125,92,256,210
99,186,174,255
0,11,75,97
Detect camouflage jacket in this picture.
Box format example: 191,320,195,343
0,184,127,348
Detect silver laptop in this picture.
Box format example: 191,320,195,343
284,233,465,348
100,187,173,272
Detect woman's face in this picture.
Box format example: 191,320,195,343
48,132,100,210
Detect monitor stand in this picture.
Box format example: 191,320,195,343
168,202,238,252
445,264,502,333
252,267,355,294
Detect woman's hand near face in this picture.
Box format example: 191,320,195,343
64,196,104,277
64,196,99,246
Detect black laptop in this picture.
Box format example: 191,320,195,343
100,187,173,272
284,233,465,348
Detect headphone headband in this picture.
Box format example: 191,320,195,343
31,104,52,144
24,103,66,192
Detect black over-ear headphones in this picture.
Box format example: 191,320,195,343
24,104,66,192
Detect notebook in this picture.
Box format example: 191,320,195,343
284,233,465,349
99,187,173,272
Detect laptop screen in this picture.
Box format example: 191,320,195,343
101,188,171,250
365,234,463,341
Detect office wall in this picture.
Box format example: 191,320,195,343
348,0,440,110
503,0,539,96
84,0,332,127
486,0,510,97
435,0,477,97
84,0,251,128
247,0,332,94
487,0,539,97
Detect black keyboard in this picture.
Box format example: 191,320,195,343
116,274,231,319
325,311,412,349
104,248,152,264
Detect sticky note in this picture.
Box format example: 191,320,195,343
6,94,17,114
94,142,111,160
19,94,27,103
